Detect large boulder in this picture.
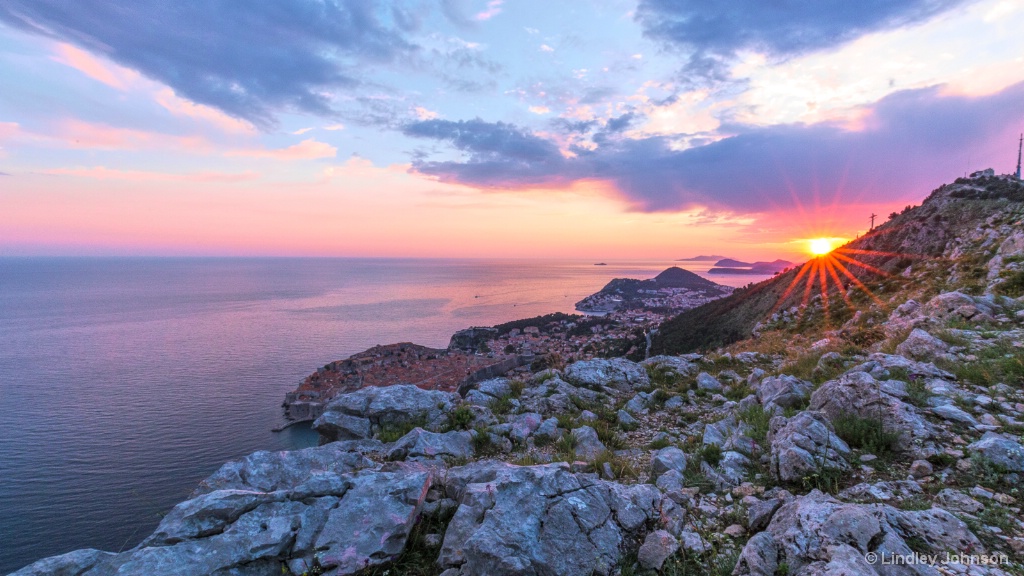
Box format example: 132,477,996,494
809,371,935,451
312,466,433,573
520,376,601,415
386,428,476,461
564,358,650,394
756,375,812,409
10,549,115,576
194,442,377,495
695,372,723,392
641,355,699,378
314,384,458,441
734,490,984,576
967,432,1024,472
768,412,851,483
895,328,950,361
637,530,679,571
27,459,437,576
650,447,688,477
572,426,607,461
438,462,660,576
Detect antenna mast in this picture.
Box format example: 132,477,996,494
1016,134,1022,180
869,213,877,231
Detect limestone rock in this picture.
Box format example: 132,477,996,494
509,412,544,444
194,443,376,495
520,376,600,415
438,462,660,576
637,530,679,571
9,549,115,576
756,374,812,409
810,370,934,451
314,384,458,441
641,355,699,378
533,417,561,442
572,426,607,460
650,447,688,477
768,411,851,483
733,490,983,576
967,432,1024,472
314,466,433,573
386,428,475,461
696,372,723,392
895,328,950,361
563,358,650,394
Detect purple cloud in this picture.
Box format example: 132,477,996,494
404,82,1024,213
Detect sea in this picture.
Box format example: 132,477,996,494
0,257,768,572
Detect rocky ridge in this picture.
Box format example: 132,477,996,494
14,173,1024,576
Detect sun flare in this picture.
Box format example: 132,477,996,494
808,238,835,256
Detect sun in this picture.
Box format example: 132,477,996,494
808,238,834,256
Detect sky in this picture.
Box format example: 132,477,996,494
1,0,1023,260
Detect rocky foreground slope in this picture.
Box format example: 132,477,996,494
14,173,1024,576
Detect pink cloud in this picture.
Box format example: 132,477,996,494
56,119,211,151
228,138,337,160
0,122,20,140
51,43,139,90
474,0,504,21
43,166,260,182
154,89,256,134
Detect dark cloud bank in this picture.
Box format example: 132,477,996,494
635,0,969,80
0,1,419,128
404,82,1024,213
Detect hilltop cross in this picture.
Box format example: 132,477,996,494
1016,133,1022,180
870,213,877,230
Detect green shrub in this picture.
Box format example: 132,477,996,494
592,421,625,450
491,394,515,415
699,443,723,467
471,428,502,456
996,269,1024,297
554,433,579,462
904,377,932,408
723,383,753,401
832,414,899,455
445,405,474,431
377,419,425,443
592,450,639,479
648,437,673,450
738,404,772,444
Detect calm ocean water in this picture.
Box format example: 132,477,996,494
0,257,765,572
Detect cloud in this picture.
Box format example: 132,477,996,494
0,1,415,128
51,43,139,90
228,139,337,161
0,171,9,176
55,120,212,151
635,0,968,80
43,167,260,182
403,118,569,185
324,124,346,131
292,127,315,135
404,82,1024,213
414,106,440,120
474,0,504,21
528,106,551,115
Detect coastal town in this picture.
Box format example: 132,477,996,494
283,267,736,421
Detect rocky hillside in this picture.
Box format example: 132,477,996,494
14,173,1024,576
651,170,1024,355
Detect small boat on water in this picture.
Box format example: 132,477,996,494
594,262,607,266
